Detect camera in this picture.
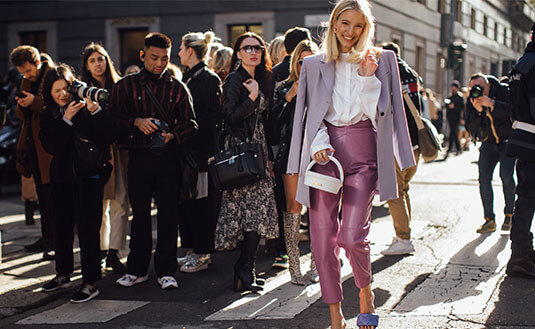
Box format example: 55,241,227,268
68,80,109,104
470,85,484,99
150,119,170,152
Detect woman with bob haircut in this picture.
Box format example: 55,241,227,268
271,39,320,286
80,42,128,274
286,0,415,328
214,32,278,293
39,64,115,303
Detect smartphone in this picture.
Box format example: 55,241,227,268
16,91,26,98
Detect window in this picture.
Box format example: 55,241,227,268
470,9,476,29
454,0,463,23
119,28,147,73
7,21,57,61
214,12,274,46
227,24,263,48
415,45,425,79
483,15,488,37
438,0,446,13
105,16,160,73
494,22,499,41
416,0,426,5
504,26,508,46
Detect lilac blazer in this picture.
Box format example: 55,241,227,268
286,50,416,208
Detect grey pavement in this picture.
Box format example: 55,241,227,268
0,145,534,329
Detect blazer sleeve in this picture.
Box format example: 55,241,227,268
286,59,308,174
389,52,415,169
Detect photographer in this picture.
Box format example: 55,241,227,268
9,45,54,259
39,64,115,303
466,73,515,234
111,33,197,290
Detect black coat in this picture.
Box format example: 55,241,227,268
183,62,222,171
221,65,270,143
466,76,512,144
39,104,115,183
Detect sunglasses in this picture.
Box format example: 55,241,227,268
240,45,265,54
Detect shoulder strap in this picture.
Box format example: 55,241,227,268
403,91,424,130
144,83,172,127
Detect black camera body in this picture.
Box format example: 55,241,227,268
470,85,484,99
150,119,170,152
68,80,109,104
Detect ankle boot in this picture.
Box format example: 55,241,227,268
25,200,36,225
284,212,306,285
234,231,263,292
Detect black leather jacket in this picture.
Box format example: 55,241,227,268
221,65,268,143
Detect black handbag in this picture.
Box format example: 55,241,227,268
208,111,266,191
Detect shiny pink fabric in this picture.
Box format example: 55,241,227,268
309,119,378,304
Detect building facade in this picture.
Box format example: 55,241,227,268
1,0,533,99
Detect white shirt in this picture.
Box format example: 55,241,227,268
310,53,382,156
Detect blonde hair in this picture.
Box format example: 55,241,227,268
182,31,217,62
287,40,319,82
213,46,233,77
322,0,377,64
268,35,286,66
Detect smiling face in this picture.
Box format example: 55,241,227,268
86,51,107,80
334,9,366,53
51,79,70,107
237,37,263,69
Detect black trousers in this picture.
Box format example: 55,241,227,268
178,172,221,254
510,160,535,256
52,178,103,284
447,117,461,152
127,148,179,278
30,146,53,249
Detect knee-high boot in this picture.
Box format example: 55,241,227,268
309,249,319,283
284,212,306,285
234,231,263,292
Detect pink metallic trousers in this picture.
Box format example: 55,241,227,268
309,120,378,304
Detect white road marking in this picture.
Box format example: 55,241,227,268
16,300,149,324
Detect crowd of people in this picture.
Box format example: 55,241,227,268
3,0,535,327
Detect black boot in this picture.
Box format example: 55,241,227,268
507,249,535,279
234,231,263,292
25,200,36,225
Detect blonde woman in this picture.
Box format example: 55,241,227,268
268,35,286,66
177,31,222,273
286,0,415,328
271,40,320,285
212,46,233,81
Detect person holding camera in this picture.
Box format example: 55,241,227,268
466,73,515,234
504,23,535,279
9,45,55,260
39,64,115,303
80,42,128,273
111,32,197,290
445,80,464,156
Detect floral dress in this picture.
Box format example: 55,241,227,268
214,94,279,250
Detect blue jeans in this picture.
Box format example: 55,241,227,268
478,142,516,220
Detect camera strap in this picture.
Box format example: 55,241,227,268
144,83,173,128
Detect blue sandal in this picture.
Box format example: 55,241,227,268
356,313,379,328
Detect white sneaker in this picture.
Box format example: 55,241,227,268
157,276,178,289
381,237,415,256
116,273,149,287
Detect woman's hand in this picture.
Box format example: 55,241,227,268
63,101,84,121
313,148,335,163
359,49,378,77
243,78,259,101
285,81,299,103
84,97,100,113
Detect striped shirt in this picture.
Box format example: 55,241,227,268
110,68,198,149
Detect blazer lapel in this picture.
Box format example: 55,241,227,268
319,57,335,96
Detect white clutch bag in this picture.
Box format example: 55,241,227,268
304,156,344,194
